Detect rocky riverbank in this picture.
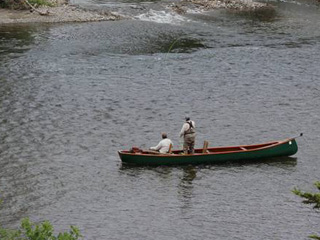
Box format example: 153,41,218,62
0,4,123,24
170,0,274,14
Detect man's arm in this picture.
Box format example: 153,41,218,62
180,123,187,138
150,141,163,151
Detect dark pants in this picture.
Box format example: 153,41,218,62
183,133,195,154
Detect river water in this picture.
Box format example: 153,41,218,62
1,0,320,239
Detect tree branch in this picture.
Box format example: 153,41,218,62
24,0,50,15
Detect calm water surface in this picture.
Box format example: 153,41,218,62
1,0,320,239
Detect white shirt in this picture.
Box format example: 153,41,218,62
150,138,173,153
180,120,196,138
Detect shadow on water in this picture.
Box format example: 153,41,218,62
166,37,207,54
226,6,278,22
122,34,208,55
0,25,37,59
119,156,297,170
0,77,12,107
119,164,198,180
118,164,198,209
222,156,298,168
187,5,278,25
119,157,296,209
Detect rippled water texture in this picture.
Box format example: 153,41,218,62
1,0,320,239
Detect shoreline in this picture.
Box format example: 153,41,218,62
0,0,274,25
0,4,123,25
171,0,274,14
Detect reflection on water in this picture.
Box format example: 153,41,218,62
226,6,278,22
166,37,207,53
0,77,12,108
0,25,37,62
226,156,298,167
119,164,198,210
117,33,207,55
178,166,197,210
181,166,197,183
119,157,297,170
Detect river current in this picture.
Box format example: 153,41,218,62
1,0,320,239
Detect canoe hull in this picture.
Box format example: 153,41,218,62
118,138,298,166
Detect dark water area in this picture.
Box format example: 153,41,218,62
1,0,320,239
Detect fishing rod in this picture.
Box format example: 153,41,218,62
290,133,303,140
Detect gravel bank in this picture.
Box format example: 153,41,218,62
0,5,123,24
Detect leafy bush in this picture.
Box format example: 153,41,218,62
0,0,25,9
28,0,55,7
0,0,54,9
293,181,320,239
0,218,82,240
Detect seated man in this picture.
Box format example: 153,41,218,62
150,133,173,153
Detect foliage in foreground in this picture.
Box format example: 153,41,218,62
293,181,320,240
0,218,81,240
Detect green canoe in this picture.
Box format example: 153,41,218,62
118,137,299,166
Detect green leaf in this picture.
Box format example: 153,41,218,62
309,234,320,240
293,182,320,240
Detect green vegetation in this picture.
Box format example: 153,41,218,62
0,0,21,9
28,0,55,7
293,181,320,240
0,0,54,9
0,218,82,240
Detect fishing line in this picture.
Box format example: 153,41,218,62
164,36,181,96
164,35,216,104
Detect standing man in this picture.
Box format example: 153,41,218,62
180,117,196,154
